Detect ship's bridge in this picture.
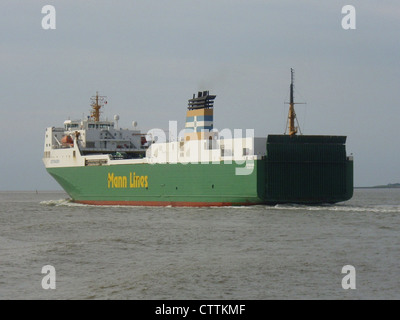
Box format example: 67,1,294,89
64,119,116,131
64,120,80,130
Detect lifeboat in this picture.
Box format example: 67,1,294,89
61,135,74,147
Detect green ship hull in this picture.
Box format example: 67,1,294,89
47,135,354,206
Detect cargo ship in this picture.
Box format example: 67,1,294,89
43,70,353,206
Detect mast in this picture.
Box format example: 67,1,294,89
90,91,107,122
288,68,297,136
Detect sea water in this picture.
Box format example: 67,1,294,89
0,189,399,299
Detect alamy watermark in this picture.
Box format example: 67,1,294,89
342,5,356,30
41,5,56,30
41,265,56,289
341,265,356,290
146,121,255,175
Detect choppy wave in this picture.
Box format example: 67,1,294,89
40,198,168,209
39,198,85,207
272,203,400,213
39,198,400,213
5,189,400,299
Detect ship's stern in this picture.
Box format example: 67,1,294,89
264,134,354,204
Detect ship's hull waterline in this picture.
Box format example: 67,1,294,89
47,156,353,207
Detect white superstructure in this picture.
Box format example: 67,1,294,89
43,92,267,171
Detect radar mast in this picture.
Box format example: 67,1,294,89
90,91,107,122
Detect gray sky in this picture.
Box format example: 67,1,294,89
1,0,399,190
